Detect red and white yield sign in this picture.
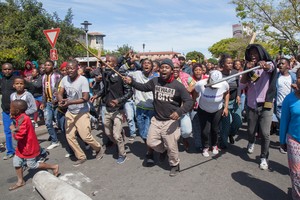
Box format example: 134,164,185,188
43,28,60,48
50,49,58,61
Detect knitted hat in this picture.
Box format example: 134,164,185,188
160,58,174,69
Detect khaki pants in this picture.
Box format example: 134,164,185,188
65,111,101,160
147,117,180,166
104,110,126,156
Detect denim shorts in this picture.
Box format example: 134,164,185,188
13,155,39,169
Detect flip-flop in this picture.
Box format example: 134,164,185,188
8,182,26,191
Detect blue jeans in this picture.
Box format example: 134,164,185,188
180,113,192,138
2,112,15,155
44,102,58,143
124,100,136,137
220,99,242,148
136,108,155,140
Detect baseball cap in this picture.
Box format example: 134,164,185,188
208,70,223,88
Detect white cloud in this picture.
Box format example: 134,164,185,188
39,0,239,58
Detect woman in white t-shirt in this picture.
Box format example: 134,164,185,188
194,70,229,157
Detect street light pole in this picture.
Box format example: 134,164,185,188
81,20,92,67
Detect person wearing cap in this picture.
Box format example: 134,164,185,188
240,44,277,170
194,70,229,157
124,58,194,177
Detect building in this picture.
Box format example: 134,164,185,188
78,32,106,50
76,32,105,67
137,51,182,61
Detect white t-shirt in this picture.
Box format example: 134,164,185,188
61,75,90,114
195,79,229,113
276,74,292,106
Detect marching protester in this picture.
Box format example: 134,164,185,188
279,68,300,200
57,60,104,166
125,58,159,166
173,61,196,151
91,55,133,164
124,58,194,176
1,63,17,160
40,60,61,150
219,54,242,149
194,70,229,157
240,44,277,170
8,99,59,191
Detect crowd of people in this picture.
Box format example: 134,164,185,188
1,45,300,198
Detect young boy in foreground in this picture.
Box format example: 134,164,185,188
9,99,59,191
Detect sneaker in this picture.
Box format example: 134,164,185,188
159,151,167,162
247,143,255,154
128,136,135,141
212,146,219,155
145,154,155,167
169,164,180,177
73,159,86,167
259,158,268,170
3,154,14,160
202,148,209,157
116,155,127,164
279,147,287,154
35,122,39,128
47,142,60,150
65,153,72,158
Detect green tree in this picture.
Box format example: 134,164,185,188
208,37,277,59
185,51,204,63
231,0,300,56
111,44,135,57
0,0,83,68
208,38,239,58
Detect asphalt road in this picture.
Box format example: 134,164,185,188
0,124,292,200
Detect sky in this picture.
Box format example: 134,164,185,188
38,0,241,58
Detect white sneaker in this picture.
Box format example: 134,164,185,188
35,123,39,128
279,147,287,154
260,158,268,170
247,143,255,154
65,153,71,158
47,142,60,150
212,146,219,155
202,148,209,157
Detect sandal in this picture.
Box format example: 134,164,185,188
9,182,26,191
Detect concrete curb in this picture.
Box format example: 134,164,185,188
33,171,92,200
0,125,48,144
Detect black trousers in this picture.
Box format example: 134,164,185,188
197,108,223,148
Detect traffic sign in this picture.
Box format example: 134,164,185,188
43,28,60,48
50,49,58,61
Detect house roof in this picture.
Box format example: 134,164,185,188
88,32,106,37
